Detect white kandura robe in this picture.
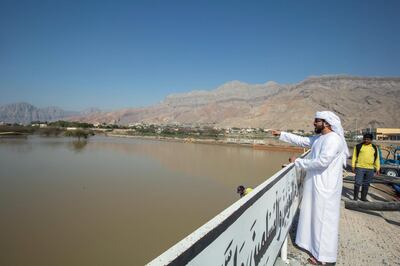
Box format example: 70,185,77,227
280,131,345,263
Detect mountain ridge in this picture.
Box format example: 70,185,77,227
0,102,99,124
2,75,399,130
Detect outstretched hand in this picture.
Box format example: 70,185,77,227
271,130,281,137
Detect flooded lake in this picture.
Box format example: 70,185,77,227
0,135,299,265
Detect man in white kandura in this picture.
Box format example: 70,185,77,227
272,111,349,265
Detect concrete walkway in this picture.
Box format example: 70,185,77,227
276,175,400,266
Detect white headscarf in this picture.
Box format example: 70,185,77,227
315,111,350,166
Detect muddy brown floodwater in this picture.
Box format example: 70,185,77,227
0,135,300,265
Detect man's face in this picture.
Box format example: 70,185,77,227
314,118,325,134
363,138,372,145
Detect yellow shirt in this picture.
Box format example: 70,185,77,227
351,144,380,171
243,188,253,196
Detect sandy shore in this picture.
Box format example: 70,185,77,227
279,172,400,266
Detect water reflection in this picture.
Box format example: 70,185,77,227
69,140,88,152
0,136,33,153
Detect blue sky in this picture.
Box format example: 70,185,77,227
1,0,399,110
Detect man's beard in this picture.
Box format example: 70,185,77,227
314,124,325,134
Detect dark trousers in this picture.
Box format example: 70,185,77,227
355,168,374,186
354,168,374,201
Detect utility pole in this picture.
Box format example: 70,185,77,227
355,118,358,140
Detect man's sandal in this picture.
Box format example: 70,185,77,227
307,257,326,265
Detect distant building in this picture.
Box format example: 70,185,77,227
229,128,241,134
129,122,144,128
31,123,48,128
362,128,400,141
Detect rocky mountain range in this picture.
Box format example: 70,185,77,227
0,102,77,124
0,103,102,124
2,75,400,130
69,75,400,131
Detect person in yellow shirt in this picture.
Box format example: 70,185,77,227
351,133,380,201
236,185,253,198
